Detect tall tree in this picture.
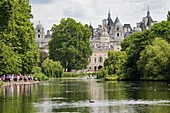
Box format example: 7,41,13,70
121,21,170,80
167,11,170,21
0,0,39,74
104,50,127,76
49,18,92,71
137,38,170,80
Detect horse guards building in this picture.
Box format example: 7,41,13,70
35,9,156,72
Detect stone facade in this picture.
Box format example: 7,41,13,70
88,11,132,71
88,9,155,71
35,22,51,53
133,7,156,32
34,9,156,71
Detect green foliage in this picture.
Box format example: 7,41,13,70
39,51,48,66
62,72,86,77
34,73,49,81
32,66,42,74
137,38,170,80
0,42,21,75
0,0,39,75
41,59,63,78
0,80,3,86
97,50,126,79
32,66,48,81
104,50,127,76
49,18,92,71
122,21,170,80
97,68,108,79
167,11,170,21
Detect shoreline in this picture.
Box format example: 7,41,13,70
0,81,39,88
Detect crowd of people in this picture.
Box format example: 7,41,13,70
0,74,34,83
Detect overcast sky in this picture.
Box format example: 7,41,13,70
30,0,170,31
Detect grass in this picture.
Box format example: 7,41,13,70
0,80,4,86
62,72,97,78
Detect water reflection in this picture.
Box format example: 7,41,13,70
0,79,170,113
3,84,32,97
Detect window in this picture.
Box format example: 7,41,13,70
38,34,40,38
89,67,91,69
94,58,97,63
117,28,119,31
38,29,40,32
99,57,103,63
117,33,119,37
89,58,91,63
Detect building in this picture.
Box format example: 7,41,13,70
88,8,156,71
134,7,157,32
88,11,133,71
34,22,51,53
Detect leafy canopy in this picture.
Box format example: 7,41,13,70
49,18,92,71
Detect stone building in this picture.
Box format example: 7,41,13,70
35,22,51,53
134,7,157,32
88,9,156,71
88,11,133,71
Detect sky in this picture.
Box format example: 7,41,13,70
30,0,170,31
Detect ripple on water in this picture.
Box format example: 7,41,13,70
33,99,170,109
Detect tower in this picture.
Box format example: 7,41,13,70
35,21,45,39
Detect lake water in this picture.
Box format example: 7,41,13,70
0,79,170,113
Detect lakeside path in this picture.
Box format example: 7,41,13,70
0,81,39,88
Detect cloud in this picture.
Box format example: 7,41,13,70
30,0,55,4
62,1,86,18
30,0,170,31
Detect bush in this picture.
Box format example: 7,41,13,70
0,80,4,86
33,73,49,81
62,72,95,77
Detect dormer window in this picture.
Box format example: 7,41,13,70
38,29,40,32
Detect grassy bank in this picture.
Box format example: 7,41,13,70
0,81,3,86
62,72,97,78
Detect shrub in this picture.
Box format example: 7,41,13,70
33,73,49,81
0,80,4,86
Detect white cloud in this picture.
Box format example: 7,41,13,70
30,0,170,31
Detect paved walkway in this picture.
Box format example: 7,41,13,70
1,81,39,87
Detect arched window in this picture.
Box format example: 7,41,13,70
94,58,97,63
38,29,40,32
117,28,119,31
94,66,97,71
99,57,103,62
38,34,40,38
117,33,119,37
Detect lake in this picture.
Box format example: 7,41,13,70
0,79,170,113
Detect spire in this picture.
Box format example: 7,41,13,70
108,9,111,19
147,6,150,16
114,16,120,24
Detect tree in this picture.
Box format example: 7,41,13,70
49,18,92,71
39,51,48,66
167,11,170,21
41,59,63,78
104,50,127,76
121,21,170,80
0,0,39,74
0,41,21,75
137,38,170,80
